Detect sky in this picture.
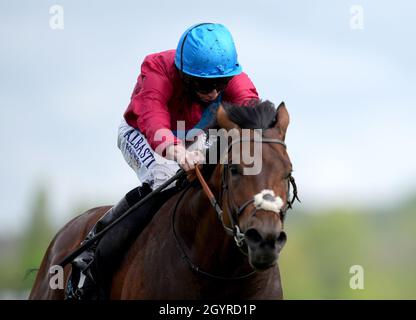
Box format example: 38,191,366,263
1,0,415,235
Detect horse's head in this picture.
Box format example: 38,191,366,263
210,100,298,271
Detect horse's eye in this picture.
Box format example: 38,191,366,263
230,164,241,176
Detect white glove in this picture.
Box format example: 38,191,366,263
165,144,205,172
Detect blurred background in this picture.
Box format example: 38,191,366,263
1,0,415,299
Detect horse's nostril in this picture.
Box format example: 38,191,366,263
276,231,287,247
245,228,263,245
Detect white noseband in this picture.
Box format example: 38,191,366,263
253,189,284,214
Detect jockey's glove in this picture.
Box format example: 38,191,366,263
165,144,205,172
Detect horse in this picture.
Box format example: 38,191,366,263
29,100,298,299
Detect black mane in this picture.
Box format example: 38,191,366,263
222,100,277,129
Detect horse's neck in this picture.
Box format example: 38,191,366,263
176,181,252,278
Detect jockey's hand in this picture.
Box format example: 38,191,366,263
165,144,205,172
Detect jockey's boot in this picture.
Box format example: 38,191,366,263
92,184,180,298
66,183,152,300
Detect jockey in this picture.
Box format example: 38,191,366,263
68,23,259,299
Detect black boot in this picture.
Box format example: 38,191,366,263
66,183,152,300
92,186,180,298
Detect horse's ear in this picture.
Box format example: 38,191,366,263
216,104,239,130
274,102,290,140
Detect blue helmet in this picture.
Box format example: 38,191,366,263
174,23,243,78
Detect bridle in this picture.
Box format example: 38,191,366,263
172,136,300,280
216,137,299,247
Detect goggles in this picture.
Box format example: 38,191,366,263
191,76,233,94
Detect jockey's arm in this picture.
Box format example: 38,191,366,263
127,54,208,172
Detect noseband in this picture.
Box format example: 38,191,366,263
172,136,300,280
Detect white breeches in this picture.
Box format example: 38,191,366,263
117,119,206,190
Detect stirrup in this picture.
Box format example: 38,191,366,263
66,257,97,300
66,270,97,300
66,241,97,300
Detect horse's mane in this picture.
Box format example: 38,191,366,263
221,99,277,129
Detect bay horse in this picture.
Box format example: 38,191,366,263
29,100,298,299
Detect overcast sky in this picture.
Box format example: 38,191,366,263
1,0,415,235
